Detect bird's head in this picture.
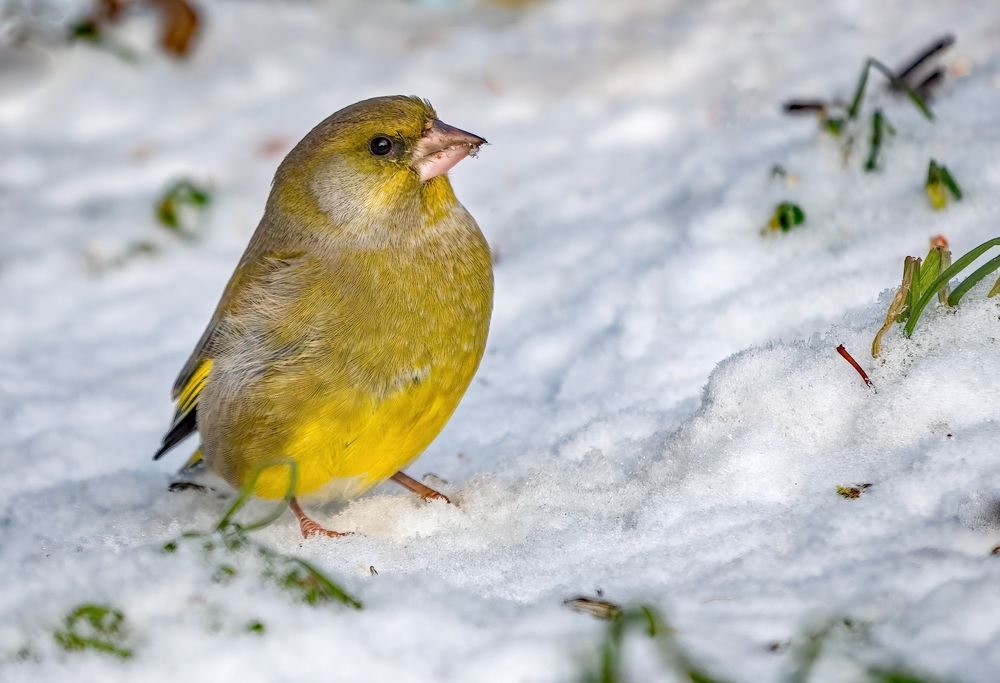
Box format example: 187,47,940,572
272,95,486,239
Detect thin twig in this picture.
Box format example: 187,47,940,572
914,68,945,101
782,100,828,114
836,344,875,391
893,35,955,88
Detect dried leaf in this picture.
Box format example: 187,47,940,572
151,0,200,57
564,596,622,621
872,256,917,357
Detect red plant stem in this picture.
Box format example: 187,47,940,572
836,344,875,391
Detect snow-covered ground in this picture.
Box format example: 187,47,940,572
2,0,1000,680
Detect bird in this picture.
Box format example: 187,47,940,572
154,95,493,538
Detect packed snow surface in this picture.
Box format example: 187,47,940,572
2,0,1000,681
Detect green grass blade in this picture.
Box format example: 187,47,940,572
864,109,885,172
918,248,941,294
216,459,298,532
939,165,963,200
906,257,922,313
293,559,363,609
848,58,934,121
847,61,872,120
989,276,1000,298
926,160,940,184
904,237,1000,337
946,254,1000,306
868,59,934,120
936,248,952,304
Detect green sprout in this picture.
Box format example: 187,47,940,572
864,109,895,172
905,237,1000,337
925,160,963,210
989,278,1000,298
68,20,140,63
823,116,846,137
767,202,806,232
270,559,362,608
571,602,729,683
868,669,946,683
872,240,953,356
783,52,934,172
567,603,951,683
215,459,298,534
872,236,1000,355
53,604,133,659
847,58,934,122
161,459,362,612
784,617,953,683
155,179,212,238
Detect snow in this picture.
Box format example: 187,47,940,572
2,0,1000,680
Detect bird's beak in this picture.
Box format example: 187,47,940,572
412,119,487,182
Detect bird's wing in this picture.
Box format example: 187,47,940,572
154,250,308,461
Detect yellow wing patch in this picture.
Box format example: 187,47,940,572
181,447,204,471
154,358,213,462
175,358,213,422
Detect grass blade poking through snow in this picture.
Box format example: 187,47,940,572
989,277,1000,298
766,202,806,233
784,617,953,683
917,240,952,305
569,600,729,683
163,460,363,611
864,109,894,172
53,604,133,659
285,559,363,609
904,237,1000,337
925,160,963,209
216,459,298,533
847,58,934,122
156,178,212,239
945,254,1000,307
69,20,141,64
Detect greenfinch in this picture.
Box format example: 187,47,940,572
154,96,492,537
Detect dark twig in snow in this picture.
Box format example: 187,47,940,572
892,35,955,92
836,344,875,391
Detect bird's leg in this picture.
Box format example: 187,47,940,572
391,471,451,504
289,497,351,539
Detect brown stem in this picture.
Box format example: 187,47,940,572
837,344,875,392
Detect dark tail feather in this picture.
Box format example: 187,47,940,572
153,408,197,460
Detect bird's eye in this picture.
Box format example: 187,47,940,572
369,136,393,156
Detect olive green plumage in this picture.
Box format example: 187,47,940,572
156,96,493,501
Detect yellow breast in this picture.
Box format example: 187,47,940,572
217,209,493,500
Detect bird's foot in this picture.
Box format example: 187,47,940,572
168,481,210,493
391,471,452,504
290,497,351,539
